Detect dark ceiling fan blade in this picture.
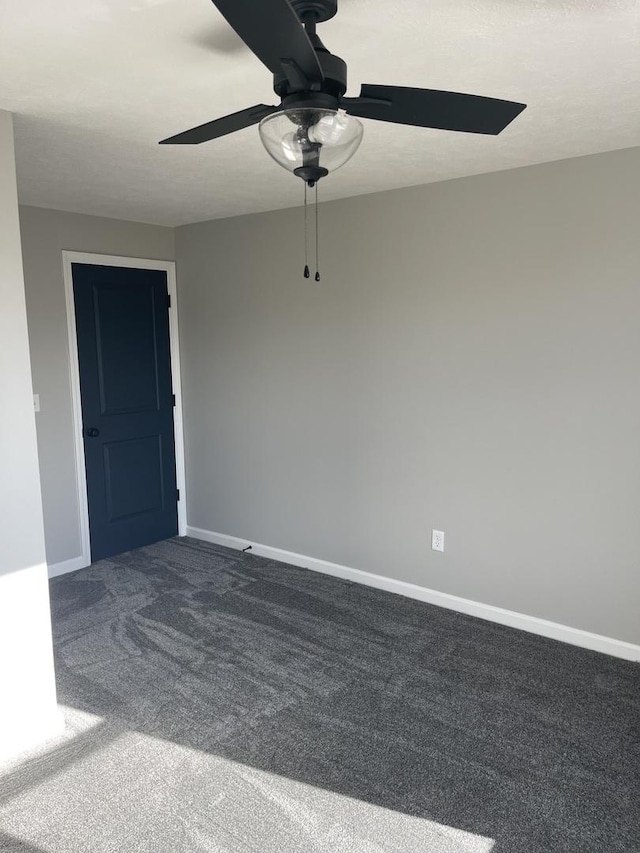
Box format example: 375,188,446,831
160,104,280,145
343,85,526,135
210,0,323,84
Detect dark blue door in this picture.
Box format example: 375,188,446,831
73,263,178,561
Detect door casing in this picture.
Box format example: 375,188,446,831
62,251,187,568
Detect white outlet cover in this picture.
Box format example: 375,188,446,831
432,530,445,552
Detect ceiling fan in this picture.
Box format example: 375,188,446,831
160,0,527,187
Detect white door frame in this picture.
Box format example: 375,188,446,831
62,251,187,568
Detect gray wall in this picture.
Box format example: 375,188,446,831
0,122,46,575
19,206,175,566
0,111,58,758
176,146,640,645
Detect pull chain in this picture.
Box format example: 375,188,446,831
314,182,320,282
303,182,310,278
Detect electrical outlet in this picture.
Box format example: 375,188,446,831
33,394,40,413
432,529,445,552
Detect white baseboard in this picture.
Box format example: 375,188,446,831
186,525,640,663
48,555,89,579
0,707,65,765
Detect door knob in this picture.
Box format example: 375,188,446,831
86,427,100,437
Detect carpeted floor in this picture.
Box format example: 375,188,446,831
0,536,638,852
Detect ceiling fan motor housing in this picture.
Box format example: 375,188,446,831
273,0,345,103
273,47,347,103
290,0,337,24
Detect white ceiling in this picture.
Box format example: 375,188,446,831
2,0,639,226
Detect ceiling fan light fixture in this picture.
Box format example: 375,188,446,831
258,108,363,183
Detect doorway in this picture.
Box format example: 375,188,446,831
63,253,186,566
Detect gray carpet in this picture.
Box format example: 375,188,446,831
0,537,638,852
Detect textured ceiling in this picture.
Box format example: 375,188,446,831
1,0,639,226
